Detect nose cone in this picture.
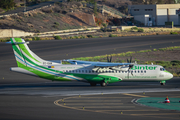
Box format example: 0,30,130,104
166,72,173,80
169,73,173,79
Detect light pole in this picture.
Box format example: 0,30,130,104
24,0,26,12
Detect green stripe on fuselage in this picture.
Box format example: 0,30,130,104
17,61,70,81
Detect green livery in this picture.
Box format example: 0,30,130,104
9,38,173,87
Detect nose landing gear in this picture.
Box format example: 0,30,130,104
160,81,166,85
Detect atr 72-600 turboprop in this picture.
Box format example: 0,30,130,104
9,38,173,87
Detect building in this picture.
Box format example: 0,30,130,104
128,4,180,26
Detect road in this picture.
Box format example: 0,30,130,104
0,35,180,120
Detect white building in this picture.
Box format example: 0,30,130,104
128,4,180,26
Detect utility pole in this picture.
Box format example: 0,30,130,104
24,0,26,12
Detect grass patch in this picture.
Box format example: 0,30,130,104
54,36,62,40
131,27,138,30
170,32,178,35
32,37,40,41
71,46,180,76
109,34,118,37
87,35,93,38
138,28,144,32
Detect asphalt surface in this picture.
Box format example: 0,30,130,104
0,35,180,120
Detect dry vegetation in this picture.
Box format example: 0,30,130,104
0,2,97,32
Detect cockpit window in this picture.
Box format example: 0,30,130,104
160,68,166,71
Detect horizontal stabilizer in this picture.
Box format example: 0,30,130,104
6,41,29,44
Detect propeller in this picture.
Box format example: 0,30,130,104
127,56,132,63
107,55,112,63
127,56,134,77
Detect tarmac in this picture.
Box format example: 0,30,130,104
0,35,180,120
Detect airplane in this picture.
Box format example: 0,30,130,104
9,38,173,87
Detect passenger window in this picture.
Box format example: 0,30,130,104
141,71,143,73
144,71,146,73
134,71,136,73
125,71,127,73
138,71,140,73
122,71,124,73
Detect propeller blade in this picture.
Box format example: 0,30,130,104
107,56,112,63
110,56,112,62
130,56,132,63
107,56,109,62
127,58,129,63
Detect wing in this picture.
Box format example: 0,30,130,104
64,59,133,68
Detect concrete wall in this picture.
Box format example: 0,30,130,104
156,4,180,9
0,29,34,38
0,27,101,38
128,4,180,25
128,5,156,16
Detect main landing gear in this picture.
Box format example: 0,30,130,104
100,81,107,87
90,83,97,86
90,81,108,87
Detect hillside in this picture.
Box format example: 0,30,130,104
0,0,179,33
0,2,100,32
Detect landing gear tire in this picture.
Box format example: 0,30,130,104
161,83,165,85
101,82,107,87
90,83,96,86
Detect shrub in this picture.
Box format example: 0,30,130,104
42,8,53,13
54,36,62,40
170,60,180,66
109,34,117,37
131,27,138,30
170,32,178,35
102,23,107,27
54,22,60,25
52,25,59,29
87,35,93,38
74,36,79,39
36,37,40,40
138,28,144,32
80,35,86,39
32,37,40,41
0,0,15,10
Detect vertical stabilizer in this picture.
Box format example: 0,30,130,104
10,38,47,67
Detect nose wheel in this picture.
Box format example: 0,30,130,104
160,83,165,85
160,81,166,85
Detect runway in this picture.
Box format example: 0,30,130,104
0,35,180,120
0,79,180,120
